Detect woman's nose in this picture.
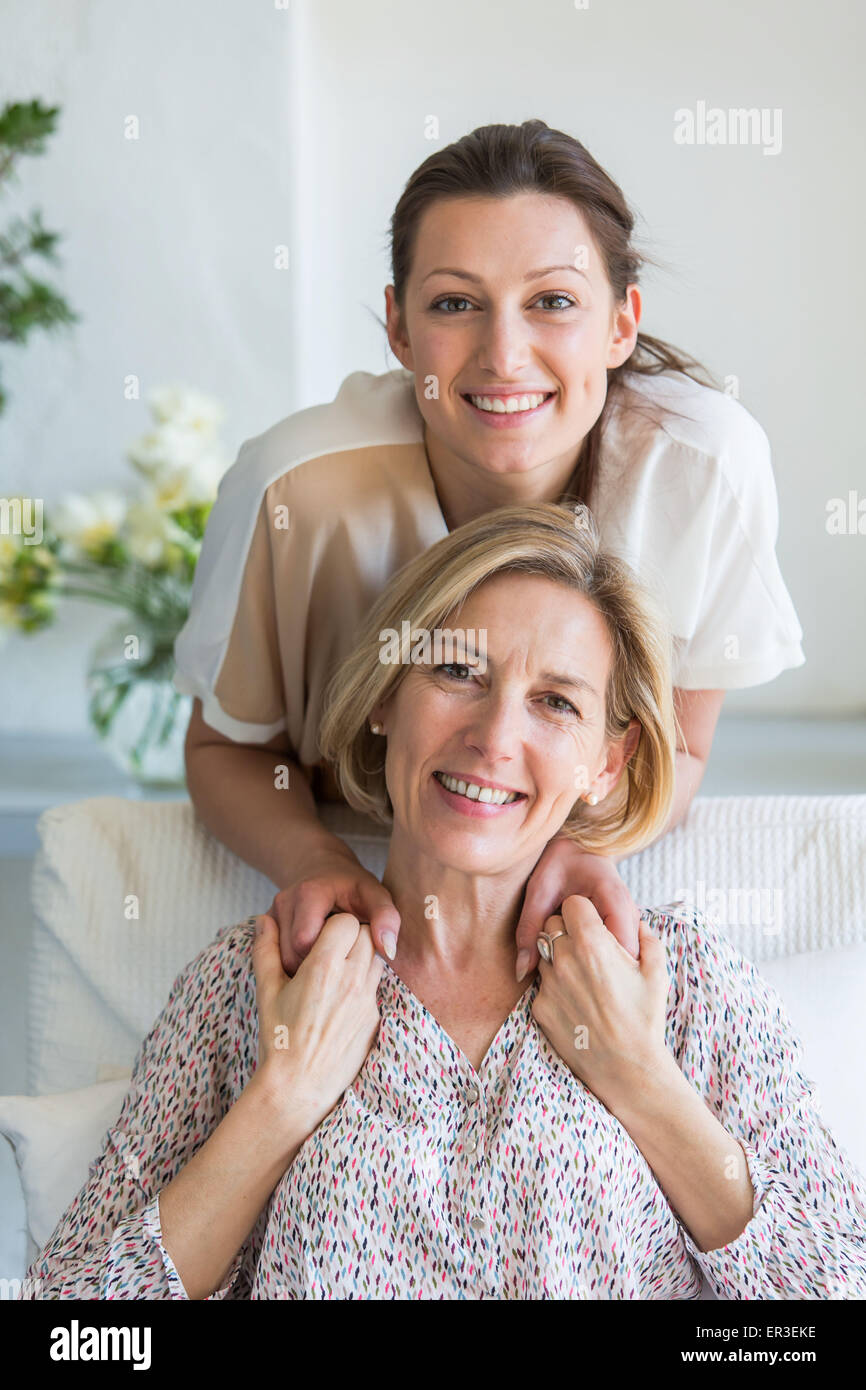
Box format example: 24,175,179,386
474,306,532,378
461,697,523,764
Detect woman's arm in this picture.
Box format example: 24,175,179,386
184,698,354,887
156,1065,316,1301
21,913,384,1302
612,908,866,1298
601,1050,756,1252
610,686,725,861
19,925,304,1300
664,684,726,821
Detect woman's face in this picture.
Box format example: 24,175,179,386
372,572,640,877
385,191,640,479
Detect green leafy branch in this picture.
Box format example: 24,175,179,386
0,99,78,413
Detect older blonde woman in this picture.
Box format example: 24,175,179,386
23,505,863,1300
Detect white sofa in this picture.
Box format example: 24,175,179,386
2,791,866,1297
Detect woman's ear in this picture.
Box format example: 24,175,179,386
621,717,642,763
607,285,641,369
384,284,412,369
594,718,642,798
368,696,390,736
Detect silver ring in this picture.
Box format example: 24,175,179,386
537,929,567,963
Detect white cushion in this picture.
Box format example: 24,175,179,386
0,1076,130,1261
759,945,866,1174
28,799,276,1094
618,793,866,961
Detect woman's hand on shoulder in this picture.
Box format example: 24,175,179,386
530,895,671,1108
268,842,402,974
250,911,385,1133
515,837,642,980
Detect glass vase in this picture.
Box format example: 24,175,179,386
86,618,191,787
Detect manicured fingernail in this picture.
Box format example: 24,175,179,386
515,949,531,982
381,932,397,960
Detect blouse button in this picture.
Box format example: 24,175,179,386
469,1216,486,1230
465,1086,479,1103
465,1136,477,1153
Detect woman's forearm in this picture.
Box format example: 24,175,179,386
158,1067,317,1300
667,747,707,831
604,1049,755,1253
184,724,356,887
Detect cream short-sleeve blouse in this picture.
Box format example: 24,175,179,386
173,367,805,769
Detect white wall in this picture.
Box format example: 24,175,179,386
1,0,864,728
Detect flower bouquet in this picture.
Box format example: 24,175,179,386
0,386,231,784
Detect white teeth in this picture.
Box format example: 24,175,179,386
436,772,519,805
468,392,549,414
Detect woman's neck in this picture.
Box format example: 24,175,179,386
380,828,533,979
423,422,583,532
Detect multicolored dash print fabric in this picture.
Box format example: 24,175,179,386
21,905,866,1299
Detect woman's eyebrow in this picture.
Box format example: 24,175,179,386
420,264,590,285
539,670,599,698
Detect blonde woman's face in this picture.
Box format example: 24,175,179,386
385,191,640,479
375,573,634,877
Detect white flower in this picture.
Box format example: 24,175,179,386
146,385,225,434
127,420,230,508
124,498,186,567
52,491,128,557
127,422,213,476
133,452,229,510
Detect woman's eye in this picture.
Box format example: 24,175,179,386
436,662,473,681
431,293,577,313
433,670,578,711
431,296,474,313
544,693,581,717
535,293,578,311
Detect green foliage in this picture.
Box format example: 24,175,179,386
0,99,78,414
0,533,61,632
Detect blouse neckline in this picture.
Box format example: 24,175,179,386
376,956,542,1086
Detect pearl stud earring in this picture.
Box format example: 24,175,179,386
370,722,383,734
585,792,599,806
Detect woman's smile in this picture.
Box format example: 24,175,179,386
431,768,528,817
460,389,557,428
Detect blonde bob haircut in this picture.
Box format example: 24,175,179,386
318,502,682,859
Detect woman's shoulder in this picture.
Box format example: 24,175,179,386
218,367,425,509
611,368,771,469
598,370,780,541
638,901,784,1032
122,921,259,1106
640,897,725,942
163,919,258,1020
640,899,751,968
637,903,815,1117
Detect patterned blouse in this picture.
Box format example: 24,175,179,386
22,905,866,1300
